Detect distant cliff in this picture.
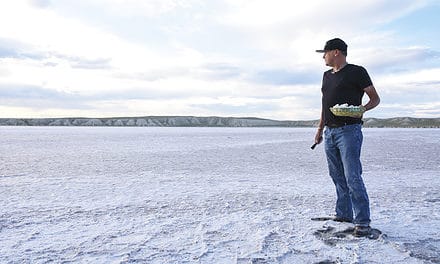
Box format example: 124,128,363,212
0,116,439,128
362,117,440,128
0,116,308,127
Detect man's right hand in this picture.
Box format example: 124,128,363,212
315,129,323,145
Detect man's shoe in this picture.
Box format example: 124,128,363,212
353,225,371,237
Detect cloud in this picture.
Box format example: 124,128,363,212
0,83,94,112
376,102,440,118
53,54,112,69
29,0,52,8
0,38,41,59
220,0,427,29
0,1,438,119
0,38,112,69
0,2,157,66
0,84,76,99
215,0,434,72
197,63,242,80
371,67,440,118
354,46,440,74
192,101,280,116
251,69,320,86
0,47,18,59
89,0,202,18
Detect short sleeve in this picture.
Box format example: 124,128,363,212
357,66,373,90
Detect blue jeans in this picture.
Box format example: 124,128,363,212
324,124,370,226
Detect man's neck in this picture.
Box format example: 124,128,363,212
332,62,348,73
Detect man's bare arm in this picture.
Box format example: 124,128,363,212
363,85,380,111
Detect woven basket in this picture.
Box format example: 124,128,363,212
330,107,364,117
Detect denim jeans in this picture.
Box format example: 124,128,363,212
324,124,370,226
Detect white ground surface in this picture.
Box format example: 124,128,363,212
1,127,439,264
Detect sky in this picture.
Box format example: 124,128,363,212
0,0,439,120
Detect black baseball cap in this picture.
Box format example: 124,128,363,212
315,38,347,53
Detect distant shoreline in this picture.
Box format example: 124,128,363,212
1,116,439,128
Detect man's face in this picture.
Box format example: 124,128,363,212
323,50,335,67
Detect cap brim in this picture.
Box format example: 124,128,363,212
315,49,326,53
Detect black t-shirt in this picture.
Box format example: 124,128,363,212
321,64,373,126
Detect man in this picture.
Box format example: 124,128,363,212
314,38,380,237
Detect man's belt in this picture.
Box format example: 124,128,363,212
325,121,363,128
